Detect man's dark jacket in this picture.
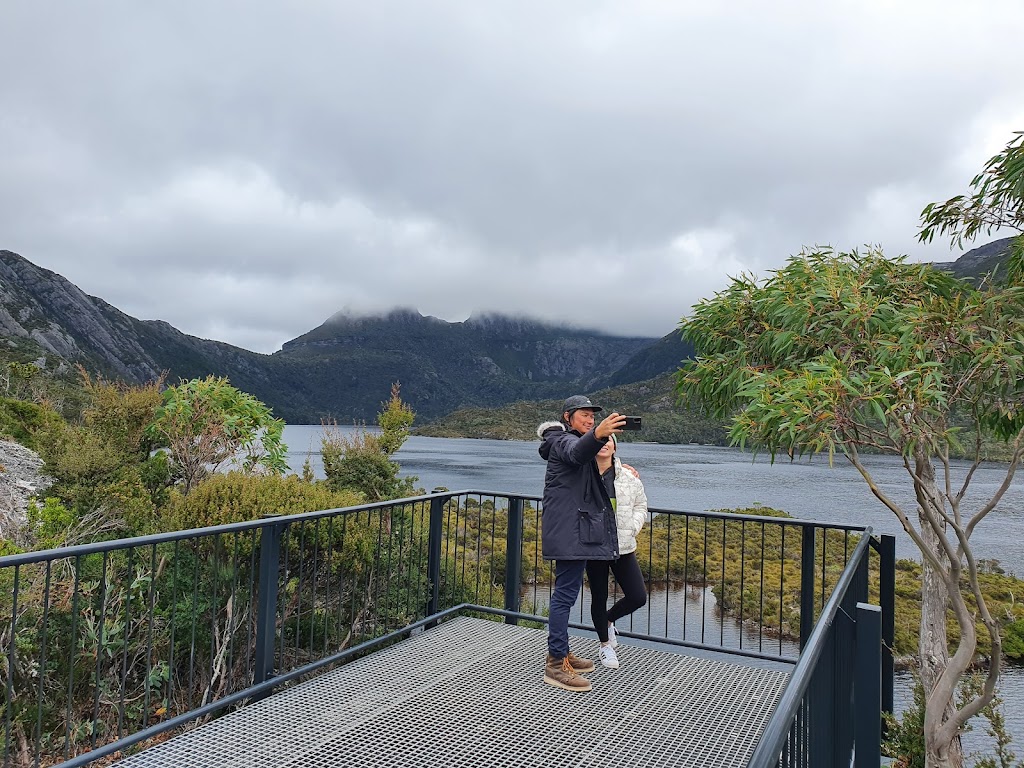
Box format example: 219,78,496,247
537,421,619,561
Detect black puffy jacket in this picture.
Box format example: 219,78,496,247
537,421,619,561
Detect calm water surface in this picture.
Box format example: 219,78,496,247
284,426,1024,757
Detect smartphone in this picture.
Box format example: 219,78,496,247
621,416,643,431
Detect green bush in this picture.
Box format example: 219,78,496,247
0,396,63,450
161,471,362,530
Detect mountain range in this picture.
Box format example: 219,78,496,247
0,250,691,422
0,239,1011,425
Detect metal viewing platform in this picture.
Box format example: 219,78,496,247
1,490,893,767
114,616,790,768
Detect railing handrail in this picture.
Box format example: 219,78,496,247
0,489,456,567
745,526,875,767
648,505,869,532
0,490,870,568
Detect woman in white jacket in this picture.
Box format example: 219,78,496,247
585,434,649,669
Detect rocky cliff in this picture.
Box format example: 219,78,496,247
0,439,51,544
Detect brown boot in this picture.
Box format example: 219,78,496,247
566,651,595,673
544,654,592,692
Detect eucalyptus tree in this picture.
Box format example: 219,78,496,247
147,376,288,494
676,247,1024,768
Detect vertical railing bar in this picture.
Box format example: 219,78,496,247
397,503,410,622
165,540,180,725
488,496,497,609
720,517,727,646
504,497,524,623
439,498,451,611
739,519,746,651
64,555,82,759
34,560,52,768
336,514,350,645
532,501,540,617
254,519,284,690
295,522,307,656
778,526,786,657
758,524,765,653
433,500,444,615
323,517,335,658
682,514,689,640
244,530,257,686
187,541,200,713
820,527,828,612
426,497,444,621
371,507,386,635
419,500,429,615
207,534,219,706
416,500,425,618
90,551,109,749
142,543,157,731
652,512,663,638
407,505,415,626
384,504,396,633
278,525,291,669
5,564,20,767
228,532,240,694
116,547,135,739
650,518,658,638
346,514,363,644
800,525,816,651
701,516,708,642
462,498,470,608
411,502,422,618
474,495,485,610
880,534,896,723
309,519,320,659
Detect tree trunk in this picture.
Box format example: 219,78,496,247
917,462,964,768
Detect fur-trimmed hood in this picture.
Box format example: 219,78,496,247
536,421,565,439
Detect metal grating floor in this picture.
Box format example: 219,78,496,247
114,616,790,768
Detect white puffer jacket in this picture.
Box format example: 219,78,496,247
612,456,649,555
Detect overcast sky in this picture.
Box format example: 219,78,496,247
2,2,1022,354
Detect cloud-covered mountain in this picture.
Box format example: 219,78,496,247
0,250,672,422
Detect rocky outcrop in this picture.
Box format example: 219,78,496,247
0,250,163,382
0,439,51,544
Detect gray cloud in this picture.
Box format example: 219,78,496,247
2,1,1022,352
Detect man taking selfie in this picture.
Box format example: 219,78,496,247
536,395,626,692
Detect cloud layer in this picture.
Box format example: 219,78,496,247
2,1,1022,352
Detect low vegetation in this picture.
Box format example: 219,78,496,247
416,373,730,445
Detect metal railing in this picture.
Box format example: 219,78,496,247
746,529,892,768
0,490,894,767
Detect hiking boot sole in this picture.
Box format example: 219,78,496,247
543,674,593,692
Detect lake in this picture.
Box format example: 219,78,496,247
283,425,1024,758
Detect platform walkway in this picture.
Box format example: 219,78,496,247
113,616,791,768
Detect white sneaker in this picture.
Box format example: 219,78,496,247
599,644,620,669
607,624,619,648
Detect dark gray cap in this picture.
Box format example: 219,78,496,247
562,395,603,416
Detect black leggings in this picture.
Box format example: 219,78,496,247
586,552,647,643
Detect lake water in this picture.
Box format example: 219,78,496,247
283,425,1024,758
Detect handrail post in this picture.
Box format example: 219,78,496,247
879,534,896,722
800,524,816,650
855,602,882,768
425,495,446,622
504,496,524,624
254,518,285,687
